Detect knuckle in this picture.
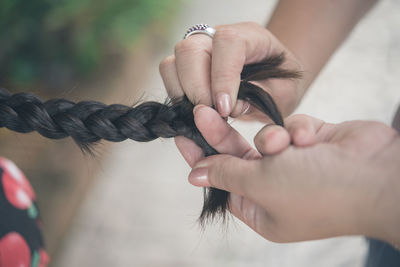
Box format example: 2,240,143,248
175,39,200,55
208,155,235,190
214,26,240,42
211,158,229,188
185,79,206,94
189,89,211,106
212,68,238,83
241,21,262,29
290,113,308,120
241,148,260,160
158,55,175,75
286,114,311,126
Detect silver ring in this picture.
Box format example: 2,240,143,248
183,24,216,39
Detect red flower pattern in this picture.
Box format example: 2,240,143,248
0,157,49,267
0,158,35,210
0,232,31,267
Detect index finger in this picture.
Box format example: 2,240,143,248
211,22,287,117
194,104,261,160
175,104,261,167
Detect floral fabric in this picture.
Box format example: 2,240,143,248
0,157,49,267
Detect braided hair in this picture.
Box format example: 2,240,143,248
0,54,300,224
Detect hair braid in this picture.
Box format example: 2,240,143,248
0,54,300,223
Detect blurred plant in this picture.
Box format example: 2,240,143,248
0,0,179,89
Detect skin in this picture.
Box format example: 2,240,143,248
268,0,379,89
187,105,400,244
160,22,303,120
159,0,400,244
160,0,379,119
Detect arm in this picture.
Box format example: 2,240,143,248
268,0,379,90
163,1,381,170
160,1,379,120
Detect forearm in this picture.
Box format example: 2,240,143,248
267,0,378,92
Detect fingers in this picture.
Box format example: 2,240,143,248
188,154,262,197
229,99,250,118
159,55,184,99
193,104,261,160
174,34,213,105
254,125,290,155
210,22,295,118
175,104,261,167
189,156,271,234
285,114,325,146
163,22,292,120
187,105,264,194
174,136,204,168
253,114,326,155
211,26,246,117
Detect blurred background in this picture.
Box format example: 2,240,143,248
1,0,399,266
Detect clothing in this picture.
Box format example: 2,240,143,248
365,239,400,267
0,157,49,267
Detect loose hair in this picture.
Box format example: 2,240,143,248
0,54,300,224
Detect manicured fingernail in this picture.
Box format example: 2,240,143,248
216,93,231,117
188,167,210,187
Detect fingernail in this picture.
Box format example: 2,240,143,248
188,167,210,187
216,93,231,117
238,100,250,116
193,104,202,116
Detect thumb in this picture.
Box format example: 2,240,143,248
188,154,261,197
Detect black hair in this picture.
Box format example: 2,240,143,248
0,53,300,224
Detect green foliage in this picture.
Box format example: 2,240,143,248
0,0,179,87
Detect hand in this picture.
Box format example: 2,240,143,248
186,106,400,244
159,22,304,120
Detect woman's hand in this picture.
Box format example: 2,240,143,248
159,22,304,120
186,105,400,244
